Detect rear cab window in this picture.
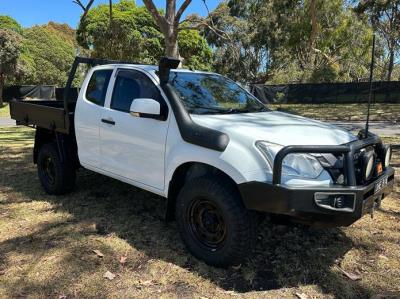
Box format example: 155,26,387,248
85,69,113,106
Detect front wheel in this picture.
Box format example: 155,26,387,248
37,143,76,195
175,176,256,268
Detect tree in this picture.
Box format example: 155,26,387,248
355,0,400,81
200,2,264,82
206,0,373,83
77,1,164,63
77,0,212,69
0,15,23,34
73,0,95,22
142,0,192,58
178,29,212,70
18,24,77,86
0,29,22,106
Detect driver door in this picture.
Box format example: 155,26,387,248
99,69,170,191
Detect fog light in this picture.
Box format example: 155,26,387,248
334,196,345,209
314,193,356,212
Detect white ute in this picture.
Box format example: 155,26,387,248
10,57,395,267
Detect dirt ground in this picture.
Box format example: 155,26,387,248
0,127,399,299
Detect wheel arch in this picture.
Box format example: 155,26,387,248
34,128,79,169
34,128,56,164
165,162,243,222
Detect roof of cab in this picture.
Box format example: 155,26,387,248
93,63,214,75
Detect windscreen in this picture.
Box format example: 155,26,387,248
169,71,268,115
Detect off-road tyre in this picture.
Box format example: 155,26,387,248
175,176,256,268
37,143,76,195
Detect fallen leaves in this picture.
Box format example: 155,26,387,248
139,280,153,286
103,271,116,280
295,292,309,299
336,266,362,281
378,254,389,261
92,250,105,258
119,256,127,265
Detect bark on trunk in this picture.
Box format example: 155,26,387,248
0,74,4,107
165,27,179,58
142,0,191,59
164,0,179,58
308,0,318,68
387,48,394,82
0,73,4,107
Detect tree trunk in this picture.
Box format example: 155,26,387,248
164,0,179,58
387,48,394,82
142,0,192,59
109,0,113,22
309,0,317,50
165,27,179,58
0,73,4,108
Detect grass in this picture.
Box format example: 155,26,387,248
271,103,400,122
0,103,10,118
0,126,399,298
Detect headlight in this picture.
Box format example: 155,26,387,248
361,151,374,181
383,145,392,168
256,141,324,179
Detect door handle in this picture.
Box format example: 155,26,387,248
101,118,115,125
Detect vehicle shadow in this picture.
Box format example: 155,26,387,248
0,151,378,298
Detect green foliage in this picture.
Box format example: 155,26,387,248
354,0,400,81
17,25,76,86
0,29,22,75
0,28,22,104
206,0,374,83
77,0,163,63
0,15,23,34
178,30,212,71
203,2,262,82
77,0,212,69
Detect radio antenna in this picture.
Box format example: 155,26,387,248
365,34,376,138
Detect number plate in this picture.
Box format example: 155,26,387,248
374,176,388,194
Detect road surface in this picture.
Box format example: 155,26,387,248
0,118,15,127
332,121,399,137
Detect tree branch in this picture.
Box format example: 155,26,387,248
142,0,167,29
175,0,192,23
72,0,85,11
73,0,95,21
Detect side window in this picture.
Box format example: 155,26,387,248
111,69,165,113
85,70,113,106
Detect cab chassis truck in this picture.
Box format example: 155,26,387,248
10,57,395,267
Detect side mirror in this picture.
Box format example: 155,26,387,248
130,98,161,117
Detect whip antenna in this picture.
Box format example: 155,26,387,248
365,34,376,138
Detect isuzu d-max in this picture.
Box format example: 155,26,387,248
10,57,395,267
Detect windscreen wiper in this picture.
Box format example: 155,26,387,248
219,106,269,114
188,104,232,114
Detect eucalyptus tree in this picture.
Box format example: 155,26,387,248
0,29,22,106
142,0,192,58
355,0,400,81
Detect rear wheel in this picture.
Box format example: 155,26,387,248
175,176,256,267
37,143,76,195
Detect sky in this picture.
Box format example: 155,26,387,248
0,0,219,29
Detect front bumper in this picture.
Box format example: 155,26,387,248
239,167,395,227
